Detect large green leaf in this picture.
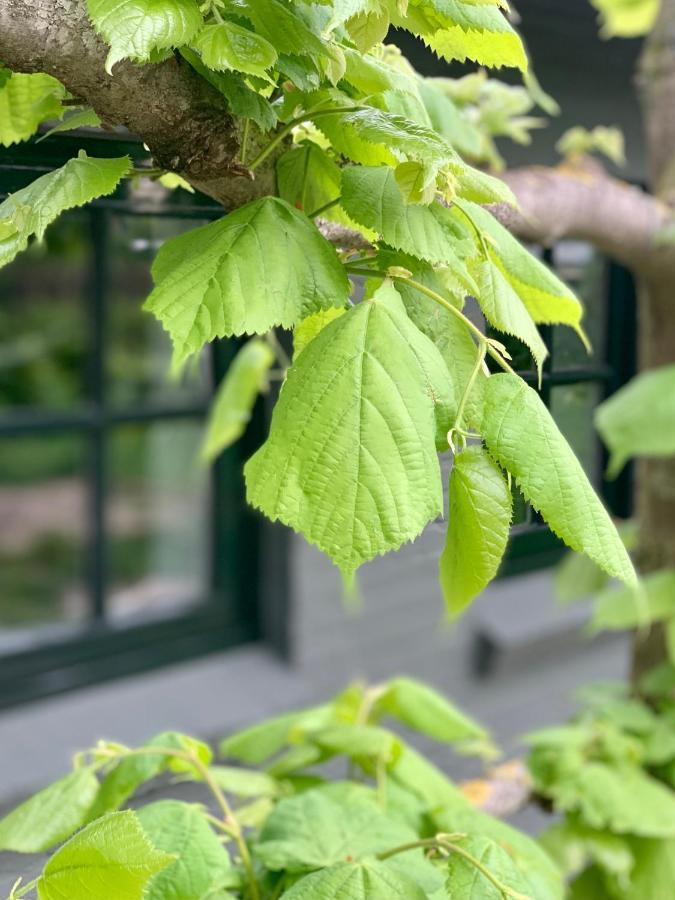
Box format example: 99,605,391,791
621,837,675,900
136,801,232,900
281,859,427,898
145,197,349,366
596,364,675,477
480,374,636,586
37,810,174,900
86,0,203,72
255,786,416,871
439,445,512,616
0,152,130,269
445,834,534,899
201,338,274,461
588,570,675,632
0,768,99,853
245,281,454,575
0,73,66,146
456,199,587,342
376,676,487,742
471,256,548,378
191,21,277,79
341,166,473,270
221,0,328,59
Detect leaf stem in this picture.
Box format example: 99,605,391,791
265,329,291,369
449,340,487,450
240,118,251,166
248,106,366,172
344,266,516,376
308,196,341,218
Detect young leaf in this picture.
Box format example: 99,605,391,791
276,143,342,216
136,801,232,900
245,282,454,576
0,73,66,146
471,256,548,378
37,108,103,142
588,570,675,632
341,166,474,271
281,859,427,899
0,152,130,269
0,768,99,853
86,0,203,72
347,10,391,53
201,338,274,462
145,197,349,366
254,786,417,871
446,834,533,899
456,200,587,342
439,445,512,616
220,704,335,764
307,724,402,765
389,745,469,809
480,374,636,586
37,810,174,900
595,364,675,477
377,676,487,742
222,0,328,60
293,307,346,359
208,766,280,797
191,21,277,79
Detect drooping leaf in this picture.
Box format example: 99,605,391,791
220,704,334,764
37,108,103,142
191,21,277,79
0,72,66,146
0,768,99,853
376,676,487,743
221,0,328,59
37,810,174,900
480,374,636,586
445,834,534,899
245,281,454,576
555,521,637,603
136,801,232,900
254,786,417,871
389,745,468,809
86,0,203,72
0,152,129,269
201,338,274,462
588,569,675,632
208,766,280,797
456,199,587,342
341,166,474,271
281,859,428,899
596,364,675,477
145,197,349,366
439,445,512,616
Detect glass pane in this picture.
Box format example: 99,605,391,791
550,382,603,483
0,213,89,411
552,241,607,370
106,214,211,408
0,434,89,650
106,420,209,621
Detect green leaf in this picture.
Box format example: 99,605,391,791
480,374,636,586
341,166,474,271
588,570,675,632
245,281,454,575
548,763,675,838
346,9,391,53
191,21,277,79
145,197,349,366
555,521,635,603
294,307,347,359
0,152,129,269
201,338,274,461
0,72,66,146
255,786,417,871
596,364,675,477
445,834,534,899
276,142,342,217
336,107,456,169
208,766,280,797
136,801,231,900
0,768,99,853
376,676,487,742
86,0,203,72
221,0,327,59
434,805,564,900
89,731,211,818
308,724,402,764
622,836,675,900
37,108,103,142
540,817,634,883
281,859,427,899
220,704,334,764
389,745,468,809
455,199,587,342
439,445,512,616
471,256,548,377
37,810,174,900
590,0,659,38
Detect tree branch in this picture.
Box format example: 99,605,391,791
0,0,274,208
491,158,674,275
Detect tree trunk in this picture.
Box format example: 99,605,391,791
631,0,675,680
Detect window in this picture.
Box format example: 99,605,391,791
0,133,266,708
